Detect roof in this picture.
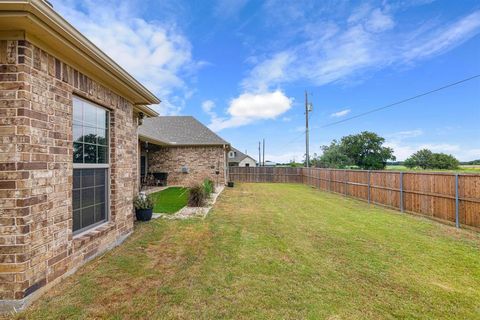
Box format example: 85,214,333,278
139,116,230,146
0,0,159,114
228,148,256,163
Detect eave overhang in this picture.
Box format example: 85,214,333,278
0,0,159,116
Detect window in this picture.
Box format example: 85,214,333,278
72,97,109,234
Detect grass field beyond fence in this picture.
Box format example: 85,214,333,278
14,184,480,319
229,167,480,230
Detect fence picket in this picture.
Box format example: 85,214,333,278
228,167,480,230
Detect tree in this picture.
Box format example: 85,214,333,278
317,140,351,168
340,131,395,170
404,149,433,169
404,149,459,170
431,153,459,170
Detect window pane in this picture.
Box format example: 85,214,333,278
73,143,84,163
84,144,97,163
73,168,108,233
95,203,106,222
73,99,83,124
73,190,81,210
95,186,105,204
73,209,81,231
81,206,95,229
97,128,107,145
95,168,106,186
73,170,81,189
97,108,107,128
83,102,97,126
73,125,83,143
97,146,107,164
83,126,96,144
82,187,95,208
81,169,95,187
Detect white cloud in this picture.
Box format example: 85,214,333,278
241,52,295,92
214,0,249,18
241,7,480,91
330,109,351,118
201,100,215,113
365,9,395,32
383,129,477,161
51,0,198,115
208,90,293,131
401,11,480,62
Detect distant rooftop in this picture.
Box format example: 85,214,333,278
139,116,229,146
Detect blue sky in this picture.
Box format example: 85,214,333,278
52,0,480,162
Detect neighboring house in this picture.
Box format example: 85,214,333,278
0,0,159,312
138,116,230,187
228,148,257,167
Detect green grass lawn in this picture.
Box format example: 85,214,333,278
150,187,188,214
15,184,480,319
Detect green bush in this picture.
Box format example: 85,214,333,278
133,194,154,210
405,149,459,170
203,178,215,197
188,184,206,207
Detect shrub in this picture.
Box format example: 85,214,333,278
188,184,206,207
405,149,459,170
133,193,154,210
203,178,215,197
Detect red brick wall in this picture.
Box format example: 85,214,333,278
0,40,139,306
146,145,227,187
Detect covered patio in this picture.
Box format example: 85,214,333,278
138,116,230,190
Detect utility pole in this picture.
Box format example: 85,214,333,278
262,138,265,167
258,141,261,166
305,90,312,168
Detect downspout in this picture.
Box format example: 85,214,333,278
224,144,228,185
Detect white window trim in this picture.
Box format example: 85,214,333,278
72,96,111,236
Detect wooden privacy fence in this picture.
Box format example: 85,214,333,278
228,167,480,230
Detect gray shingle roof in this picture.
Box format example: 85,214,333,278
139,116,229,146
228,147,256,163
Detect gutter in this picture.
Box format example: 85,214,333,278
0,0,160,108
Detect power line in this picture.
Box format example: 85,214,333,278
321,74,480,128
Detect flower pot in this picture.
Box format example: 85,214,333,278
135,208,153,221
227,181,234,188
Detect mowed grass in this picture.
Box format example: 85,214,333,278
150,187,188,214
14,183,480,319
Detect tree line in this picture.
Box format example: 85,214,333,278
304,131,460,170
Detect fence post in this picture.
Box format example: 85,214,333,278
400,172,404,213
368,170,371,204
344,170,347,196
455,174,459,228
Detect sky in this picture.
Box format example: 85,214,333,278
51,0,480,162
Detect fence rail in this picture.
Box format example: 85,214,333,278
228,167,480,230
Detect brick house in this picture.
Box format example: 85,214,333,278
0,0,160,312
138,116,230,187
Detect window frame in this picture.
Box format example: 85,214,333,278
72,96,111,236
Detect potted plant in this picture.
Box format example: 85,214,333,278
133,193,154,221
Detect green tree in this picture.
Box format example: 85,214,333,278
431,153,459,170
404,149,459,170
340,131,395,170
317,140,351,168
404,149,433,169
